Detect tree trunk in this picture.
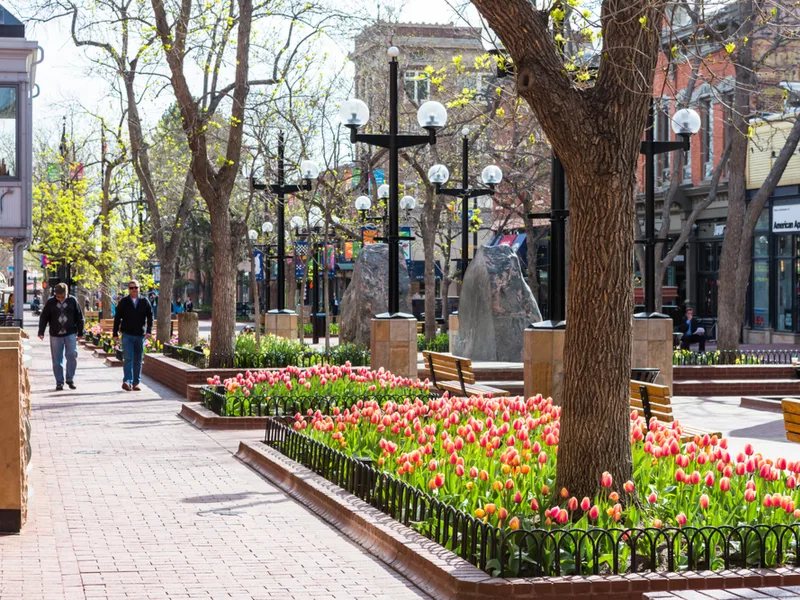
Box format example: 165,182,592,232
156,262,176,344
208,211,237,367
422,222,437,340
556,158,637,500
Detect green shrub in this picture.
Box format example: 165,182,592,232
418,332,449,353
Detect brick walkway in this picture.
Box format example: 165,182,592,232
0,336,430,600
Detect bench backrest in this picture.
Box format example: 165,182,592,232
100,318,115,332
630,380,673,427
422,351,475,388
782,399,800,443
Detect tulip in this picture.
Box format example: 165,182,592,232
719,477,731,492
745,443,754,456
609,492,619,502
580,497,591,511
653,519,663,528
469,466,479,479
485,503,496,515
788,476,797,489
538,452,548,465
699,494,710,510
704,472,715,487
567,497,578,511
601,472,613,488
763,494,773,508
509,516,520,530
530,497,539,511
623,480,635,493
588,505,600,520
648,492,658,504
560,487,569,499
498,507,509,520
676,513,687,526
513,491,523,504
555,509,569,525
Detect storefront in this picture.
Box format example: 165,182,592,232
744,185,800,343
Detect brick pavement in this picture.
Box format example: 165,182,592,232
0,336,430,600
645,588,800,599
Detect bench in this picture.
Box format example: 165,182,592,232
423,351,509,397
152,319,178,337
781,399,800,443
85,310,100,320
100,318,115,334
630,380,721,442
417,321,423,335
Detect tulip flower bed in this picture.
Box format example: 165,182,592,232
270,393,800,578
201,364,433,417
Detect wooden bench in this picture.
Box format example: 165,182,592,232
152,319,178,337
781,399,800,443
417,321,423,335
423,351,509,397
100,318,115,334
630,380,721,442
85,310,100,320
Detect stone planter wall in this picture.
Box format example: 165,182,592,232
142,354,246,399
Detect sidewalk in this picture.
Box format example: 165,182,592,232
0,335,429,600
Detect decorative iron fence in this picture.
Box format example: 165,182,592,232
201,385,435,418
263,417,800,579
674,349,797,365
163,343,207,368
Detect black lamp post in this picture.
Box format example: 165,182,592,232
340,46,448,318
251,131,319,315
293,209,334,344
637,102,700,316
429,128,502,276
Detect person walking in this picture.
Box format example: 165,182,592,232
184,297,193,312
173,298,184,315
38,282,84,391
113,280,153,391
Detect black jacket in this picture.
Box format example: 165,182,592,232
113,295,154,336
38,295,84,338
679,317,704,336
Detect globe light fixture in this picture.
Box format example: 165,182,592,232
308,207,324,231
671,108,702,136
428,164,450,184
339,99,370,127
387,46,399,58
481,165,504,186
377,184,390,200
262,221,274,234
299,160,320,180
354,195,372,212
417,101,448,130
289,216,304,231
248,229,258,241
400,195,417,211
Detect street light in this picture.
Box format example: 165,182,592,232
340,46,448,318
293,213,337,344
355,195,372,220
430,129,501,275
400,195,416,212
251,131,319,317
637,102,700,316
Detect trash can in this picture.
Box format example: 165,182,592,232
313,313,326,338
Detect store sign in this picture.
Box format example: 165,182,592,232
773,204,800,232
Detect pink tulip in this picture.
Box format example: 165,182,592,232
699,494,710,510
530,497,539,511
567,497,578,511
704,472,715,487
601,472,613,488
745,443,754,456
513,491,523,504
648,492,657,504
719,477,731,492
676,513,687,526
588,505,600,520
580,497,591,511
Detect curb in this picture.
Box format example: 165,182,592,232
178,403,267,430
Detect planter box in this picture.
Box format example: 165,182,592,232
179,403,267,430
115,349,123,361
142,353,243,399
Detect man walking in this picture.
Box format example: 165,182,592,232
38,282,84,391
113,280,154,391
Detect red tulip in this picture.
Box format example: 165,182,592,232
601,472,613,488
745,443,754,456
513,491,523,504
567,497,578,511
580,497,591,511
648,492,658,504
530,497,539,511
704,472,715,487
623,480,635,493
719,477,731,492
555,509,569,525
588,505,600,520
676,513,687,526
699,494,710,510
498,507,509,520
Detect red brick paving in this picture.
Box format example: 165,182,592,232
0,338,430,600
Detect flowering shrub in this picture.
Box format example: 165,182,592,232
673,349,762,365
207,365,431,416
297,393,800,536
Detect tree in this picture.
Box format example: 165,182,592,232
469,0,668,497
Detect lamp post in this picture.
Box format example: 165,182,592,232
637,103,700,316
293,208,330,344
429,127,501,276
260,221,274,312
251,131,319,315
339,46,448,318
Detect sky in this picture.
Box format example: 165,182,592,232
20,0,480,143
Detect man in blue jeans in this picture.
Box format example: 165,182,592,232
38,282,85,391
113,280,154,391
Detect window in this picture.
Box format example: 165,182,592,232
0,86,17,178
752,260,770,328
404,71,430,104
777,259,793,331
700,99,713,179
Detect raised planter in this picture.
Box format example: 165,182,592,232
237,436,800,600
179,403,266,430
142,353,242,399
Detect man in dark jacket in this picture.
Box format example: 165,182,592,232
679,307,707,352
38,282,84,391
113,279,154,391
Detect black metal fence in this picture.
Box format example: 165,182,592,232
674,349,798,365
0,317,23,327
263,417,800,578
201,385,435,417
163,343,208,368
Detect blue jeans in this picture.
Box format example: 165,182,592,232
50,334,77,385
121,333,145,386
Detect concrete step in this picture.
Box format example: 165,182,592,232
674,364,796,381
675,379,800,396
739,396,785,412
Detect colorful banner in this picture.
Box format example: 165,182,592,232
295,241,308,278
362,225,378,245
253,250,264,281
153,264,161,284
399,226,412,266
373,169,385,185
46,163,61,182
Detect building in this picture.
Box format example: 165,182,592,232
635,5,800,341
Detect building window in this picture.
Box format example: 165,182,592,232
700,99,713,179
404,71,430,104
0,86,18,178
752,209,770,329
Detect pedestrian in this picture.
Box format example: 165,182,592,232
679,307,707,352
113,279,153,391
185,297,193,312
5,292,13,314
38,282,84,391
173,298,184,314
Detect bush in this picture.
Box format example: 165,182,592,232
232,332,369,368
303,321,340,336
418,332,449,353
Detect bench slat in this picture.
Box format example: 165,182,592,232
629,380,669,399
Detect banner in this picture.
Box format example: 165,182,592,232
294,241,308,278
153,264,161,284
399,226,412,266
253,250,264,281
373,169,385,185
46,163,61,182
362,225,378,245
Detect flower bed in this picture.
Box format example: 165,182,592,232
673,349,794,365
274,393,800,578
202,364,432,417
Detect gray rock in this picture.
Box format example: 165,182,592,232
339,244,411,346
451,245,541,361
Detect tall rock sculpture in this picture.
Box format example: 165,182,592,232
451,245,541,361
339,244,412,346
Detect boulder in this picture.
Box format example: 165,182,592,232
340,244,411,346
451,245,541,361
